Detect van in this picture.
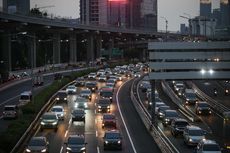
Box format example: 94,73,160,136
3,105,19,119
33,74,44,86
19,91,32,106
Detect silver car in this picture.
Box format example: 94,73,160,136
51,106,65,120
25,136,49,153
40,112,59,131
183,125,206,146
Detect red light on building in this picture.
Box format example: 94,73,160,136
108,0,127,2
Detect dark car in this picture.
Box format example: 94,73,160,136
157,105,170,119
40,112,59,131
104,130,122,150
171,118,189,137
162,110,179,126
85,81,97,92
55,90,68,103
71,109,85,123
102,114,116,129
25,136,49,153
99,88,113,102
80,88,92,100
97,99,111,113
65,135,87,153
195,101,212,115
75,77,85,86
54,73,63,80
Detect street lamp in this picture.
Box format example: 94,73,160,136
160,16,168,41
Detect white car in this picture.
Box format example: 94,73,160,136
88,72,97,79
66,85,77,94
75,96,88,109
195,139,222,153
51,106,65,120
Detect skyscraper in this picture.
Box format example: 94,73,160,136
200,0,211,17
2,0,30,15
220,0,230,26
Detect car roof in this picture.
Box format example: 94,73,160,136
173,118,188,122
21,91,32,95
52,106,64,109
197,101,208,104
105,130,120,134
30,136,46,141
4,105,17,108
43,112,57,116
186,125,202,130
201,139,218,145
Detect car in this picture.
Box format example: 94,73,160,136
195,139,222,153
65,135,87,153
157,105,170,119
103,130,122,150
195,101,212,115
88,72,97,79
116,74,123,81
71,109,85,123
173,81,184,96
66,85,77,94
109,75,118,82
99,88,113,102
74,96,88,109
75,77,85,86
139,80,151,92
54,73,63,80
102,114,116,129
25,136,49,153
85,81,97,92
125,70,133,77
19,91,32,106
162,110,179,126
80,88,92,100
170,118,189,137
3,105,19,119
154,101,166,113
40,112,59,131
55,90,68,102
134,72,141,77
97,98,111,113
98,75,107,82
183,125,206,146
97,69,105,76
51,106,65,120
184,89,198,105
106,79,116,87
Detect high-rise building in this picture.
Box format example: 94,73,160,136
80,0,157,31
1,0,30,15
220,0,230,27
200,0,211,17
212,8,221,26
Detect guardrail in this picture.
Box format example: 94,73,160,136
130,76,178,153
187,81,230,116
161,81,199,122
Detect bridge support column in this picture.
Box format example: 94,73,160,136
29,34,36,68
96,35,102,58
69,34,77,64
87,34,95,62
150,80,157,128
108,38,114,59
53,33,61,64
0,33,12,72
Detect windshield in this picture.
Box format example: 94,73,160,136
189,130,204,136
68,137,84,145
81,90,91,94
100,91,113,97
175,121,188,127
29,139,46,146
198,103,209,107
51,107,63,112
68,86,75,89
103,115,115,120
43,114,56,120
203,144,220,151
186,93,196,98
105,133,120,139
20,95,30,100
98,99,110,105
165,111,178,117
4,107,15,111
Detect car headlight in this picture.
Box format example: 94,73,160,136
64,98,67,100
92,88,95,90
41,149,47,152
75,103,79,107
26,149,31,152
107,106,110,109
159,112,163,115
84,103,87,108
98,106,102,108
67,147,72,151
41,122,45,125
149,102,152,105
105,141,108,144
52,121,58,125
110,97,112,99
56,97,60,100
165,118,170,121
118,140,121,144
189,138,193,142
80,147,86,151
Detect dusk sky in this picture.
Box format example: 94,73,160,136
30,0,220,31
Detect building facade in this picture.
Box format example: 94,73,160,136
220,0,230,27
200,0,211,17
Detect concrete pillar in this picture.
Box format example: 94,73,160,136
0,34,12,71
108,38,114,59
69,34,77,63
53,33,61,64
87,34,94,62
30,34,36,68
150,80,156,127
96,35,102,58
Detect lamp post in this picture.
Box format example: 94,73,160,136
161,16,168,41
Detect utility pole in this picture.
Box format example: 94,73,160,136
161,16,168,41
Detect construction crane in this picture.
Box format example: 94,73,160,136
179,15,190,20
34,4,55,9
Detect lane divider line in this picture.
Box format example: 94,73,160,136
96,130,98,137
64,130,68,138
60,146,63,153
116,79,137,153
97,146,100,153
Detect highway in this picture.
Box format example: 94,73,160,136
18,75,160,153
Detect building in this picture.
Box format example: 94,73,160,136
200,0,211,17
212,8,221,26
1,0,30,15
80,0,157,31
220,0,230,27
189,16,217,37
180,24,189,35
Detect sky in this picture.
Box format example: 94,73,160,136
30,0,219,31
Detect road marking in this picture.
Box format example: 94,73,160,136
68,118,72,125
97,146,100,153
96,130,98,137
0,95,20,106
95,110,97,114
60,146,63,153
116,79,137,153
64,130,68,138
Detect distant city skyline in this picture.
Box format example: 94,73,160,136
28,0,220,31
